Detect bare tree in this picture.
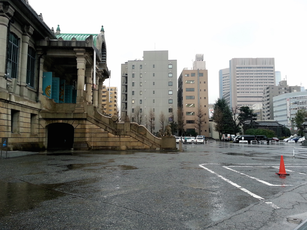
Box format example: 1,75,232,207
159,111,166,132
135,106,142,125
177,107,185,136
195,105,206,135
148,109,155,133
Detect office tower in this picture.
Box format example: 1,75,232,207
121,51,177,133
102,86,118,116
178,54,209,136
220,58,275,109
219,68,230,105
262,80,300,120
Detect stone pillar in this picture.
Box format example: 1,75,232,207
0,4,14,77
85,67,92,103
37,50,44,101
75,49,86,104
20,25,34,97
93,77,98,107
98,78,103,110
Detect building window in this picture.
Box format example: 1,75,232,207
186,112,195,115
140,99,142,104
132,73,135,78
186,120,195,124
169,117,173,122
168,90,173,95
168,64,173,69
168,81,173,86
132,108,134,113
140,91,142,95
199,73,203,76
153,99,155,103
186,103,195,107
186,96,195,99
168,73,173,78
185,80,194,84
168,108,173,113
191,73,195,77
153,64,155,68
27,47,36,87
132,82,135,87
140,82,142,87
140,73,142,78
153,73,155,77
11,109,20,133
153,90,155,94
132,91,134,95
153,82,155,85
140,65,142,69
30,113,37,135
132,99,135,104
184,74,189,77
132,65,135,69
168,99,173,104
186,88,195,92
6,33,19,79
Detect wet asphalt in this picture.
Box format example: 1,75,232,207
0,141,307,230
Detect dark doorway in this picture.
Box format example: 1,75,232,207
47,123,74,150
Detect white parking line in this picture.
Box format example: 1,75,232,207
199,164,280,209
223,166,292,187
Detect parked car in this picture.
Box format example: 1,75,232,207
233,135,257,143
298,136,305,143
175,136,182,143
270,137,279,142
196,135,205,144
185,137,195,144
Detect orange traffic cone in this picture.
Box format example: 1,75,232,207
276,155,290,177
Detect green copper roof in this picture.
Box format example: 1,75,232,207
55,33,98,46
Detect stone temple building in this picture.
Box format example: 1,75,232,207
0,0,174,151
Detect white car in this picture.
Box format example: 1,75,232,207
298,136,305,143
196,135,205,144
185,137,195,144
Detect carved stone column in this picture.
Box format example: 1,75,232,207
20,25,34,97
85,67,92,104
36,49,44,102
93,77,98,108
0,3,14,77
98,78,103,110
75,49,86,104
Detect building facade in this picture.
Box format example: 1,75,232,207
178,54,209,136
220,58,275,109
102,86,117,116
273,91,307,130
0,0,173,151
121,51,177,134
219,68,230,105
262,80,300,120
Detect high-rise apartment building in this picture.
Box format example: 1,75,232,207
262,80,300,120
220,58,275,108
102,86,118,116
121,51,177,133
178,54,209,136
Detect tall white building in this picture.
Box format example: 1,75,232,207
121,51,177,133
220,58,275,108
273,91,307,129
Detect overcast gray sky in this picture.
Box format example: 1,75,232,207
29,0,307,104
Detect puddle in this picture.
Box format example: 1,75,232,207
65,163,138,171
225,152,253,156
0,181,64,217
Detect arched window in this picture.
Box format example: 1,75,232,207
27,47,36,87
6,33,19,79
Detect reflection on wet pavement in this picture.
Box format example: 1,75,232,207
0,181,64,217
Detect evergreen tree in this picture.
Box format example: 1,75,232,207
294,109,307,136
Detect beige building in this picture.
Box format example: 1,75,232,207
102,86,117,116
178,55,209,137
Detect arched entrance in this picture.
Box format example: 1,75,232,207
47,123,74,150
